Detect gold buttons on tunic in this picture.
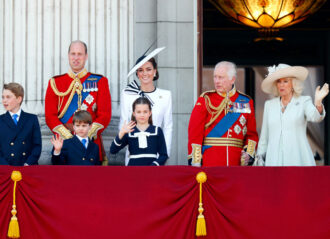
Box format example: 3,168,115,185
90,158,94,161
82,157,86,161
228,129,232,137
10,142,14,146
22,152,26,156
22,142,25,144
11,153,14,157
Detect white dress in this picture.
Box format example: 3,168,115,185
119,81,173,165
257,96,325,166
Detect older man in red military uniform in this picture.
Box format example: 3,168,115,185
188,61,258,166
45,40,111,165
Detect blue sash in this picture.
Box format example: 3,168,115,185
60,74,102,123
202,94,249,153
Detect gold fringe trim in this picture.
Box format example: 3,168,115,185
204,95,231,129
50,77,83,119
8,171,22,239
246,139,257,158
203,137,243,148
88,123,104,140
190,144,202,164
53,125,73,139
196,172,207,237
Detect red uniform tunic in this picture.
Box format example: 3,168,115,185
188,87,258,166
45,69,111,161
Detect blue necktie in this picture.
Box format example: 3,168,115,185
81,139,87,148
12,114,18,125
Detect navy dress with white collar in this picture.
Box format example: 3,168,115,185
110,125,168,166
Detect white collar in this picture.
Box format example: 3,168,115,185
76,135,89,142
9,108,22,118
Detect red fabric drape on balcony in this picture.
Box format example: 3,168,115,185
0,166,330,239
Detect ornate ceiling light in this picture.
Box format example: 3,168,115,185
209,0,327,41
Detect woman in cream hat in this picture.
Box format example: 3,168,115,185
256,63,329,166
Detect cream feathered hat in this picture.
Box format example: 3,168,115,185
261,63,308,94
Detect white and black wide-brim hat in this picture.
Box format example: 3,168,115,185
127,47,165,78
261,63,308,94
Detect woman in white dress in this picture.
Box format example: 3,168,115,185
120,48,172,165
257,64,329,166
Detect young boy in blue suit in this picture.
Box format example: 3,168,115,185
51,110,100,165
0,83,42,165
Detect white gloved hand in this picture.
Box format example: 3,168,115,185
192,162,202,167
253,155,265,166
315,83,329,107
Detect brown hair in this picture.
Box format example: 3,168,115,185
3,83,24,104
73,110,92,125
135,57,159,81
131,97,153,125
148,57,159,81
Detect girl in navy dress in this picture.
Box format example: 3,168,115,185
110,97,168,166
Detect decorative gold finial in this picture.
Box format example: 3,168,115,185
196,172,207,184
11,171,22,182
8,171,22,238
195,172,207,236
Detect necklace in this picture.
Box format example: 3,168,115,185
280,99,290,113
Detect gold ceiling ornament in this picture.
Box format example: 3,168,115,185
209,0,327,40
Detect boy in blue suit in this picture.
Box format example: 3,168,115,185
51,110,100,165
0,83,42,165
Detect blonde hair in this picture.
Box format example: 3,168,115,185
271,77,304,97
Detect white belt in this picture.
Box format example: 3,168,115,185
130,154,157,159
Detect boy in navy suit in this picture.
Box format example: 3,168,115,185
51,110,100,165
0,83,42,165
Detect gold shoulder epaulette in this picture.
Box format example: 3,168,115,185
200,90,216,97
90,73,104,77
237,90,252,100
52,73,66,79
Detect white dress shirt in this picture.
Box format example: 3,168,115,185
9,108,22,122
76,135,89,148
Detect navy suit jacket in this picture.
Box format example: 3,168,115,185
0,111,42,166
52,136,100,165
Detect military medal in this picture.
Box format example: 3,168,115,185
81,103,88,110
85,95,94,105
239,115,246,126
234,124,241,135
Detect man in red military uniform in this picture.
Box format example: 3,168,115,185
188,61,258,166
45,40,111,165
